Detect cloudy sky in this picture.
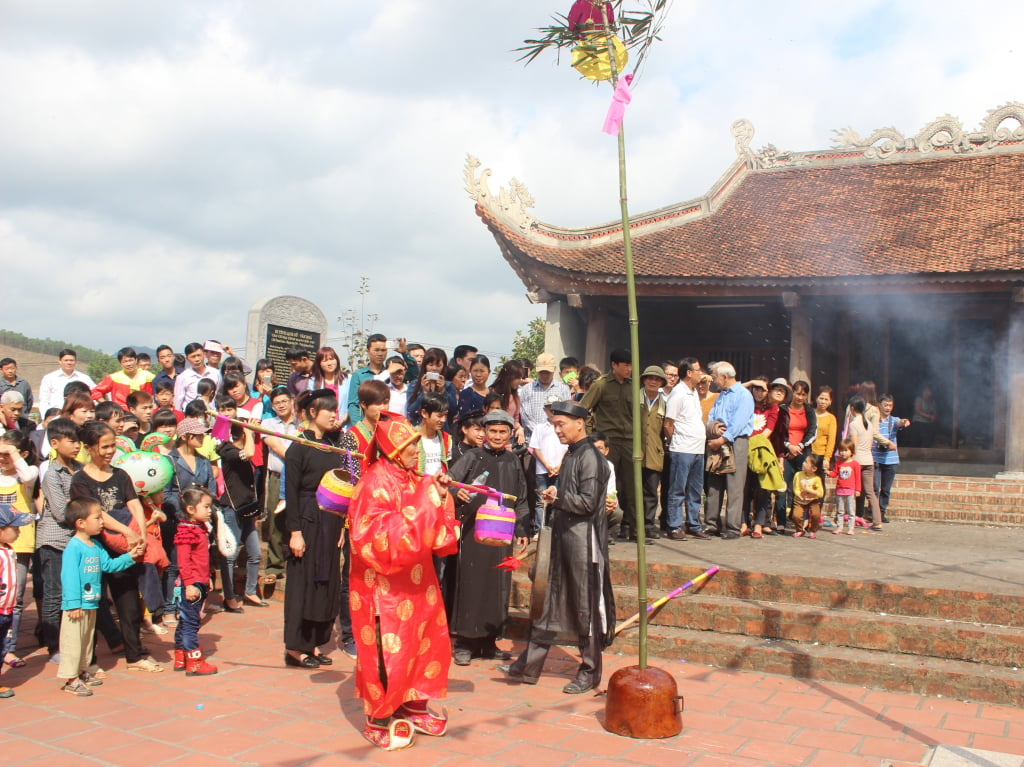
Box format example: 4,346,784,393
2,1,1021,362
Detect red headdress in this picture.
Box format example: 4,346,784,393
372,414,421,464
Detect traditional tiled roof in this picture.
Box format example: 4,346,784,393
467,104,1024,296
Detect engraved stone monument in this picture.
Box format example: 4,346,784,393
246,296,328,384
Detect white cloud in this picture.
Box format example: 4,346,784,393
1,0,1021,358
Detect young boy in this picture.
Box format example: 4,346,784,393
0,504,34,698
152,380,178,417
126,390,155,439
37,418,84,660
528,394,568,535
591,432,623,542
59,499,142,696
873,394,910,524
417,392,451,475
94,401,126,434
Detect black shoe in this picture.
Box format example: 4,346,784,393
222,603,245,614
313,653,332,666
607,537,616,546
285,653,319,669
689,530,711,540
497,663,538,685
453,648,472,666
480,645,512,661
881,514,889,524
646,530,661,540
617,528,631,541
721,532,740,540
644,537,655,545
563,677,596,694
702,528,720,537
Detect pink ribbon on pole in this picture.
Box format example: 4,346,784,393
602,73,633,136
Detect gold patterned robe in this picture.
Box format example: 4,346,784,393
347,458,459,719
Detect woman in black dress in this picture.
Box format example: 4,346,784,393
283,389,360,668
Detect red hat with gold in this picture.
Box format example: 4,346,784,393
373,414,421,462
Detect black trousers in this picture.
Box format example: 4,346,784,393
515,564,604,686
107,569,145,663
37,545,64,655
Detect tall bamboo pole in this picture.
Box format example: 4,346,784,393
604,25,649,671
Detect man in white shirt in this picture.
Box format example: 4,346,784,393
262,387,297,581
663,357,709,540
174,341,223,410
383,356,409,415
38,349,95,415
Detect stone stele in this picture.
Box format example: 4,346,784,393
246,296,328,383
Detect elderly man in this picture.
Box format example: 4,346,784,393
639,365,668,542
0,359,33,414
704,362,755,539
499,400,614,694
38,349,95,416
519,353,570,442
0,391,35,436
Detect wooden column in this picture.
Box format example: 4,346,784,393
585,307,609,369
545,299,585,361
999,290,1024,477
785,292,812,385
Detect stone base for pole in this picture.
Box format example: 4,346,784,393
603,665,683,738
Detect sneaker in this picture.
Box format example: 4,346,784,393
79,672,103,687
62,678,93,697
342,640,357,660
48,653,61,665
821,519,835,529
0,686,14,698
141,622,168,635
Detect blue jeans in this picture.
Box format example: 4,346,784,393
175,583,206,652
2,553,30,658
874,463,897,516
534,473,556,533
219,507,262,600
666,452,704,531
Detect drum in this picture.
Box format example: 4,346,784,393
474,496,515,547
316,468,356,519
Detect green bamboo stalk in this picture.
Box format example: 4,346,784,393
603,23,648,671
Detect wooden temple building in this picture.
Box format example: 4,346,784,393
467,103,1024,478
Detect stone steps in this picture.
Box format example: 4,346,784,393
508,560,1024,705
873,474,1024,526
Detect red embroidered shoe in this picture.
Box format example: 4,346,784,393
362,717,415,750
396,700,448,737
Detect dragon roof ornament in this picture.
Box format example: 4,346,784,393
832,102,1024,160
464,154,535,232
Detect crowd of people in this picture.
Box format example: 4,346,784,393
0,336,911,749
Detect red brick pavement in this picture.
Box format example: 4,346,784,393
2,600,1024,766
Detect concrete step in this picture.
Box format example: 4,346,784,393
613,590,1024,668
511,579,1024,667
611,562,1024,626
504,611,1024,706
608,622,1024,707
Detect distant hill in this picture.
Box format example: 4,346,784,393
0,330,118,407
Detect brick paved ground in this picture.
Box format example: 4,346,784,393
3,597,1024,767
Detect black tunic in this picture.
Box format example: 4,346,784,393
447,446,529,639
530,435,615,646
283,430,360,652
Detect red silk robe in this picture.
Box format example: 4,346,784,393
347,458,460,719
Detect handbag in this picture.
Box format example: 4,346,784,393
221,466,261,519
214,506,237,558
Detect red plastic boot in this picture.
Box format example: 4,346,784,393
185,649,218,676
173,649,186,672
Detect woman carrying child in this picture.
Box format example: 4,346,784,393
69,421,162,672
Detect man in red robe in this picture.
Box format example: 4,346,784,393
347,416,460,750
